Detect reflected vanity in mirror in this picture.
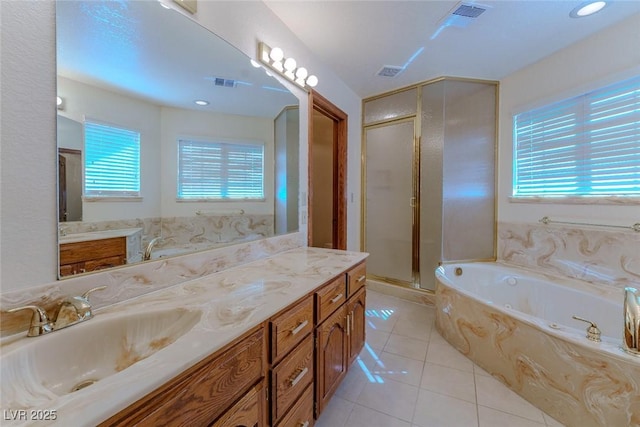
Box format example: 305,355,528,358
56,1,300,278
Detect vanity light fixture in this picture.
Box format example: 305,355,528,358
570,1,608,17
257,42,318,89
194,100,209,106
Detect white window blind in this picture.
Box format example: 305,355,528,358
178,139,264,200
84,121,140,197
513,75,640,198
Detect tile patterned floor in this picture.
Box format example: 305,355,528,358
315,290,565,427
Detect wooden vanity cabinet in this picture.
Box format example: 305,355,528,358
347,287,366,366
59,237,126,276
315,304,349,415
100,326,265,427
314,262,367,418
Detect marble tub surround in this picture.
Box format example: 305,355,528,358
1,232,303,337
435,269,640,427
498,221,640,290
0,247,368,426
158,214,273,248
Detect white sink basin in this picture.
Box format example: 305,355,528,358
1,308,201,409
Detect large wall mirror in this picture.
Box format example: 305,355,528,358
56,0,300,278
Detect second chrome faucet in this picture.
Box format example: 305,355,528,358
7,286,107,337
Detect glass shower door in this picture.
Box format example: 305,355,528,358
364,120,416,285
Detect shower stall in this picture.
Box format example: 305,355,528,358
362,78,497,291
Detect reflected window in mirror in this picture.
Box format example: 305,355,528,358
177,138,265,200
84,120,141,198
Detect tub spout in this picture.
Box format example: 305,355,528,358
143,237,162,261
623,287,640,355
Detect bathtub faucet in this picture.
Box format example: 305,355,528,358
623,287,640,355
143,237,162,261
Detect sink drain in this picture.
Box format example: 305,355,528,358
71,379,98,392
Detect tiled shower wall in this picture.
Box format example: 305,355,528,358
497,221,640,291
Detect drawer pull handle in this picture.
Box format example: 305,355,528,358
299,422,310,427
289,367,309,387
346,312,351,336
330,293,343,304
356,275,366,283
290,320,309,336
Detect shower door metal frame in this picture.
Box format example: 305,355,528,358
362,115,422,289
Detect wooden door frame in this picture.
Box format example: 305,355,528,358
308,90,348,250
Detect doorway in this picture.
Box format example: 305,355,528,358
308,91,347,250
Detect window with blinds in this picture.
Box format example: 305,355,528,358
513,75,640,199
84,121,140,197
177,139,264,200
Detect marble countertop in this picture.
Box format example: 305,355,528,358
0,247,368,426
58,228,142,244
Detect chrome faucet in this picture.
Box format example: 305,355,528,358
143,236,162,261
7,286,106,337
623,287,640,355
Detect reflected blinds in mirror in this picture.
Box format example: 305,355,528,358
178,139,265,200
84,121,140,197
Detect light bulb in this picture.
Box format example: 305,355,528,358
269,47,284,62
306,75,318,87
284,70,295,80
272,61,284,72
295,67,308,80
284,57,297,71
295,78,306,87
56,96,62,106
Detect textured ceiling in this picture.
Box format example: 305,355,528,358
265,1,640,98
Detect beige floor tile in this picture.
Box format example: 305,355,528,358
425,338,474,372
392,317,432,341
384,334,429,361
420,362,476,403
314,395,354,427
412,388,478,427
367,328,391,350
478,406,547,427
334,359,372,402
365,309,400,333
369,351,425,387
344,404,412,427
356,377,419,422
475,375,546,423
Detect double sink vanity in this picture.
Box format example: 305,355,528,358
1,247,368,426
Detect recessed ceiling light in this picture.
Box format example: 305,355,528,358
570,1,608,18
194,100,209,106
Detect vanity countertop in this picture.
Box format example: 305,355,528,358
0,247,368,426
58,228,143,244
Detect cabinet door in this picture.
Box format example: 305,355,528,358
347,288,366,366
315,305,347,417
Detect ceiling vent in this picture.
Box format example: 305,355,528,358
213,77,237,88
439,2,489,28
377,65,404,78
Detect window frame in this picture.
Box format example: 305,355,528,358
511,75,640,204
176,137,266,202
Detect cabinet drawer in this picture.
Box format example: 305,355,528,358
270,295,313,364
84,255,126,272
60,237,126,264
101,327,265,426
211,382,264,427
275,384,314,427
316,275,346,324
347,262,367,297
271,335,314,423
